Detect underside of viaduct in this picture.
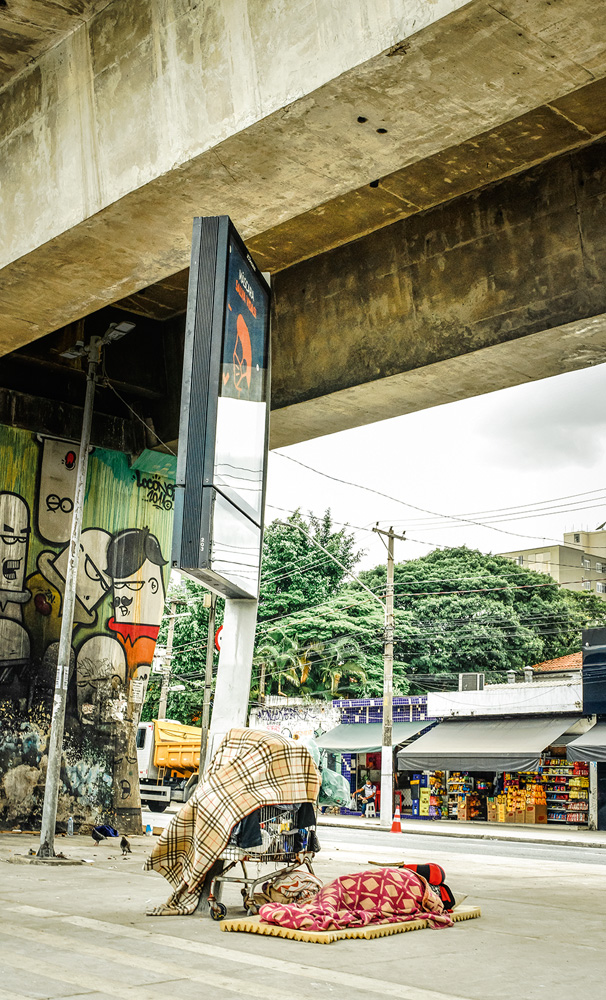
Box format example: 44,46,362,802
1,0,606,451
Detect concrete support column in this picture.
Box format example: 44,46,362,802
207,598,258,767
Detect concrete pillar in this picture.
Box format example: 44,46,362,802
207,598,258,766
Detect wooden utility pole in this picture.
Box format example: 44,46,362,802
373,525,406,828
158,600,178,720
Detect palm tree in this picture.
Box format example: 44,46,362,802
319,637,367,696
256,632,301,698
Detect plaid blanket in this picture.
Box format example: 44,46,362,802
145,728,321,915
258,867,453,931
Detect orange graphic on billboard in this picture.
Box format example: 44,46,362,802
233,314,252,395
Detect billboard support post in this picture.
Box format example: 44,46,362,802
207,597,259,763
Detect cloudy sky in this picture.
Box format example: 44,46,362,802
265,361,606,572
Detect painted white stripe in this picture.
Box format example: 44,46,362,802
0,989,36,1000
1,925,292,1000
0,951,172,1000
60,914,470,1000
7,904,62,917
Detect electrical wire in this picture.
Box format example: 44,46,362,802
101,377,177,456
274,452,606,548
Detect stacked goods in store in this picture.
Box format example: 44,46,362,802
429,771,445,820
505,780,526,823
541,757,589,825
446,773,474,819
524,781,547,824
458,792,484,821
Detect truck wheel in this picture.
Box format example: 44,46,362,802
148,801,168,813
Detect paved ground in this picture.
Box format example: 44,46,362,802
1,826,605,1000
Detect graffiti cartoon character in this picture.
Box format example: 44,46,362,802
37,438,80,544
31,528,112,626
105,528,167,681
0,492,31,684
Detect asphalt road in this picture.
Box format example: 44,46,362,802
143,805,606,866
319,823,606,865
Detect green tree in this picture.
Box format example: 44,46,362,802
141,577,221,725
253,590,383,700
255,631,301,698
359,546,605,692
258,509,361,623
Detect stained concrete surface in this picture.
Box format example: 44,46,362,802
1,828,605,1000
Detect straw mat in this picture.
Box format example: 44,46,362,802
220,905,481,943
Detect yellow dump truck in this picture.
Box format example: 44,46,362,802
137,719,201,811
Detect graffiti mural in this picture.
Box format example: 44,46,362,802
0,427,175,833
0,492,31,689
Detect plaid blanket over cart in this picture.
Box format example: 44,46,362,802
145,728,321,915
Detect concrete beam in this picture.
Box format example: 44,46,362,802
268,140,606,446
0,2,113,89
2,0,605,354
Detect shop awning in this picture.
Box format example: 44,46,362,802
316,721,430,754
567,722,606,763
397,716,580,772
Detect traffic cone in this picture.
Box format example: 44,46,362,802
390,805,402,833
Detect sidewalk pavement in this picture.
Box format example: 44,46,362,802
318,811,606,848
1,829,606,1000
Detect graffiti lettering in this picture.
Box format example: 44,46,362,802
45,494,74,514
132,471,174,511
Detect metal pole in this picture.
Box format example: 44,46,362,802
158,600,177,720
373,525,405,829
38,338,101,857
199,593,217,775
589,760,598,831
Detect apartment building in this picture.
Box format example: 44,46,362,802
501,529,606,600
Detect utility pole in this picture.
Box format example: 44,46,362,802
259,659,266,705
37,321,135,858
199,592,217,775
158,600,178,720
373,525,406,829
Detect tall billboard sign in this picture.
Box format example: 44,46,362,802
173,217,271,599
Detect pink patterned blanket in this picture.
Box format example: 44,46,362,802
259,867,453,932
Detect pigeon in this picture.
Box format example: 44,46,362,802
91,824,118,845
120,836,132,857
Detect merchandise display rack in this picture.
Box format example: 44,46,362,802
539,758,589,824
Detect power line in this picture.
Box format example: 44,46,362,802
274,452,606,548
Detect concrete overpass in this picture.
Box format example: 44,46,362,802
1,0,606,450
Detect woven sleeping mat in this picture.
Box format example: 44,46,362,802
220,905,481,943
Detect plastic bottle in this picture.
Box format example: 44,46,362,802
145,823,153,836
67,817,74,836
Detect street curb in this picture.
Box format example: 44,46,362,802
317,818,606,850
6,855,87,865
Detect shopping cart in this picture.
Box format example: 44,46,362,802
208,804,316,920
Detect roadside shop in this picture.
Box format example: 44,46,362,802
567,722,606,830
396,715,594,827
316,720,433,814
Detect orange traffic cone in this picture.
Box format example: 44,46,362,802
390,806,402,833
